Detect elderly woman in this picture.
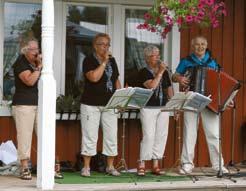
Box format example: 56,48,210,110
12,38,42,180
80,33,121,177
172,36,229,174
137,45,173,176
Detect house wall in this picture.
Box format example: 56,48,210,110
0,0,245,170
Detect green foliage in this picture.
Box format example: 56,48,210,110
56,94,80,113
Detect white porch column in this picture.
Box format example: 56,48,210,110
37,0,56,189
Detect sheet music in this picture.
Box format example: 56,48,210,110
183,92,212,112
221,89,239,111
105,87,135,109
105,87,153,109
163,91,211,112
128,87,153,108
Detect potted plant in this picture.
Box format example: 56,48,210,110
56,94,80,120
137,0,227,38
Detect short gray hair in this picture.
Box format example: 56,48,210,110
20,37,39,54
143,45,159,61
191,36,208,47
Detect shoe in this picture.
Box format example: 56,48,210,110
212,166,229,174
55,171,64,179
81,167,90,177
137,167,145,176
179,164,194,174
152,167,165,175
20,168,32,180
106,167,120,176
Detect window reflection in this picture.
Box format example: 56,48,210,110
3,2,41,100
124,9,163,87
65,5,108,98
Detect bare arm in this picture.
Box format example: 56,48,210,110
172,72,189,87
143,63,166,89
167,86,174,99
19,70,41,86
85,62,107,82
115,78,121,89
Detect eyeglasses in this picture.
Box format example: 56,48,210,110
150,54,160,57
28,48,40,52
96,43,110,47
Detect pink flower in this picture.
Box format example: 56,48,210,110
185,15,193,23
206,0,215,6
197,11,205,19
150,27,157,32
198,3,204,9
156,17,162,25
160,6,168,14
222,9,227,16
176,17,183,26
199,0,206,4
179,0,187,4
212,20,219,28
137,0,227,39
144,13,151,20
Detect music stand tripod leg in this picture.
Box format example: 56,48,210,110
227,104,240,173
168,109,198,182
216,70,237,183
116,112,128,172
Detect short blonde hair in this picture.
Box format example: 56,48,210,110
92,33,110,47
20,37,39,54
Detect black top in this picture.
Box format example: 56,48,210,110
138,68,171,106
81,54,119,106
12,54,38,106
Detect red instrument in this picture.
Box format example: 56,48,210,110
205,69,240,113
186,67,241,113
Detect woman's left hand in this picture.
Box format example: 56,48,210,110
226,100,235,109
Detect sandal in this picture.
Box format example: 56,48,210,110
152,167,165,175
137,167,145,176
20,168,32,180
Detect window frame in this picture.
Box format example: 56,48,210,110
0,0,42,116
0,0,180,116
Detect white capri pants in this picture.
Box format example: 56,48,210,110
181,108,225,169
139,108,169,161
80,104,118,157
12,105,38,161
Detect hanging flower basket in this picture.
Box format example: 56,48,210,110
137,0,227,38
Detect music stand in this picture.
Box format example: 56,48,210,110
105,87,153,171
162,91,212,182
227,103,240,172
216,69,237,183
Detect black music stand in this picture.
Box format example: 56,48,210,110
105,87,153,171
216,68,237,183
227,103,240,173
162,91,211,182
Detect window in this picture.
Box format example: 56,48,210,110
0,1,180,116
2,2,41,100
65,4,109,98
124,8,164,86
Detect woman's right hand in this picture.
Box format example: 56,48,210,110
36,54,42,70
178,76,190,87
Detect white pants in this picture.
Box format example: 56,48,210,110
80,104,118,156
181,108,224,169
139,108,169,160
12,105,38,160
